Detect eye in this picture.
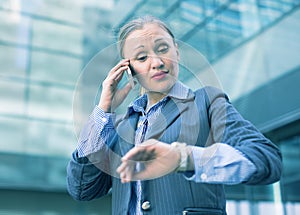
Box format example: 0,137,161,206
136,54,147,62
157,44,169,54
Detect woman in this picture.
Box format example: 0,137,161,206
67,16,282,215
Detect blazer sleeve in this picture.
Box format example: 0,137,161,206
201,86,282,185
66,107,121,201
66,150,112,201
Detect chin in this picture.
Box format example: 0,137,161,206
147,81,175,95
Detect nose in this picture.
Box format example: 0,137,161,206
150,55,164,70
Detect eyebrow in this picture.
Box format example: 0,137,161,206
132,38,168,51
154,38,164,43
133,45,145,50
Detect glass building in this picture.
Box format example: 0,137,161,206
0,0,299,214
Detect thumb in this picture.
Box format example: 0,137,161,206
111,83,133,110
117,82,132,99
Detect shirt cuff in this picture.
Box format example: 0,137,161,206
94,105,116,128
185,143,257,184
76,106,116,158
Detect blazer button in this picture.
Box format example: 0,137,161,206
141,201,151,210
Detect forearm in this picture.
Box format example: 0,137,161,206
184,143,256,184
77,105,117,157
208,93,282,184
67,107,116,200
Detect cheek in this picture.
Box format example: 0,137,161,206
131,62,149,77
130,64,148,85
166,57,179,75
135,71,148,85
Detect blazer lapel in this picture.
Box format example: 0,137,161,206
116,88,196,154
145,97,191,140
116,111,139,156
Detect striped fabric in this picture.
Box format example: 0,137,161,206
129,94,168,214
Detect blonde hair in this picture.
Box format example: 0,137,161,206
117,15,175,58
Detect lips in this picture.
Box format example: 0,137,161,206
152,71,168,80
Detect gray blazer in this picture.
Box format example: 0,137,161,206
67,86,282,215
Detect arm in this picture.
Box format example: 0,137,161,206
66,106,116,200
77,106,117,157
205,87,282,185
67,150,112,201
116,88,282,185
67,59,133,199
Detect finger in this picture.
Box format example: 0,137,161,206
117,159,137,175
116,160,129,174
114,65,128,81
108,65,128,82
118,161,136,183
103,67,128,90
119,171,126,181
123,164,135,183
119,166,129,183
109,59,129,75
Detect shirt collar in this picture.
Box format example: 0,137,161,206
168,81,190,100
127,81,191,115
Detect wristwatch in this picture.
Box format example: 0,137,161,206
171,142,189,172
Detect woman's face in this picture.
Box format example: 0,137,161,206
122,23,180,94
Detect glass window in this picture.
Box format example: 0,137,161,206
30,51,82,85
0,10,30,45
25,120,76,156
0,117,27,153
0,46,28,77
32,20,83,55
0,80,25,114
27,84,73,121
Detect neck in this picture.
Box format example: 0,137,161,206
146,91,167,107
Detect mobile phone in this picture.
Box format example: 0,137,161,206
126,64,136,88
